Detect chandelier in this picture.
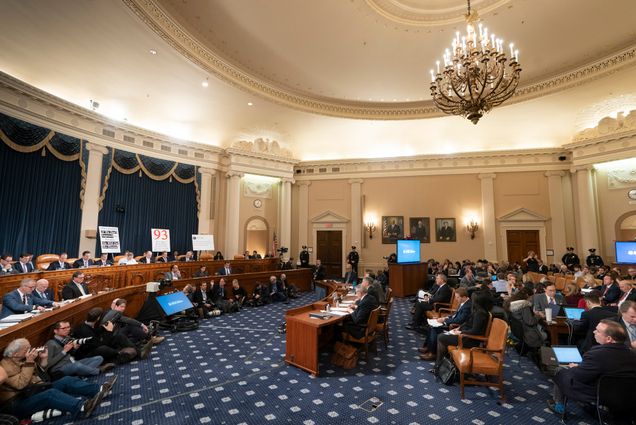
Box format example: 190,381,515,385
429,0,521,124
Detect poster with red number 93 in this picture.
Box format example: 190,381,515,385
151,228,171,252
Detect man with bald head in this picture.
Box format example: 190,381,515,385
32,278,55,302
0,278,57,319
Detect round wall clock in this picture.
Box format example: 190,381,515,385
253,199,263,208
628,189,636,200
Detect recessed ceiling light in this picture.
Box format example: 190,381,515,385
247,102,253,106
202,79,209,88
149,49,157,55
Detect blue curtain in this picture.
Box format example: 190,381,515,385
98,169,198,255
0,140,82,257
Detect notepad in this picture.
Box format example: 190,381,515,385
427,318,445,327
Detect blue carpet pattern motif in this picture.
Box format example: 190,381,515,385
48,292,593,424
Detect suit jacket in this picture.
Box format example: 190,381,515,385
0,289,53,318
217,267,232,276
45,336,76,372
343,271,358,284
14,262,35,273
139,257,154,264
445,300,472,326
348,294,379,334
156,257,169,263
47,261,72,271
192,288,212,306
574,306,617,353
533,292,565,312
430,283,453,306
32,288,55,302
601,283,622,304
210,284,228,303
72,258,94,268
164,271,181,281
93,259,113,266
554,343,636,403
620,289,636,304
61,281,90,300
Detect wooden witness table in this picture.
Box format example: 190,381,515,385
285,280,354,376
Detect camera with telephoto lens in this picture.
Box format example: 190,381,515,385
277,247,288,254
62,337,92,345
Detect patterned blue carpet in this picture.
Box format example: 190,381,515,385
49,291,594,425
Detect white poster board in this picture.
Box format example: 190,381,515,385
99,226,121,253
151,228,171,252
192,234,214,251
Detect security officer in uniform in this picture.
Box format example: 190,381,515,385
561,246,580,271
347,246,360,275
299,246,310,268
586,248,604,267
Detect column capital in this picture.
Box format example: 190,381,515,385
198,167,216,176
281,177,295,185
478,173,496,180
570,165,594,174
545,170,565,178
348,178,364,185
297,181,312,187
85,142,109,155
226,171,244,179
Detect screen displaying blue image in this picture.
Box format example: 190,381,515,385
396,239,420,264
615,241,636,264
156,291,194,316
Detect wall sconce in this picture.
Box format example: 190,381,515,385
466,219,479,239
365,219,376,239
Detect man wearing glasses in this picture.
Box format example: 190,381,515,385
61,271,90,300
0,278,58,319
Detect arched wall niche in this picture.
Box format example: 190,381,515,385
245,216,269,257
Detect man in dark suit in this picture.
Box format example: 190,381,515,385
138,250,154,264
532,283,565,317
0,278,56,319
192,281,215,317
343,264,358,285
547,320,636,415
32,278,55,302
73,251,94,268
61,271,90,300
156,251,169,263
48,253,72,271
268,275,288,303
406,273,453,331
617,300,636,349
94,253,112,267
14,253,35,273
437,221,455,241
313,259,325,281
617,280,636,307
573,290,616,353
343,285,379,339
217,262,232,276
419,287,472,360
0,254,16,275
600,274,621,305
181,251,195,262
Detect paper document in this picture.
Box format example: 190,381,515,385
79,294,92,299
331,307,350,312
427,318,445,328
328,311,349,316
0,313,34,323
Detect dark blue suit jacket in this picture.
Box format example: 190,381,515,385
13,262,35,273
445,299,472,326
47,261,71,271
601,283,622,304
0,290,52,318
343,271,358,284
217,267,232,276
72,258,94,268
32,288,55,302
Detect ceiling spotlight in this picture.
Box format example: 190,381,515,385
202,78,209,88
247,102,253,106
149,49,157,55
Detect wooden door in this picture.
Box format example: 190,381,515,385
316,230,342,278
506,230,540,264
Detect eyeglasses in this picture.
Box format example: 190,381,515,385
57,326,71,330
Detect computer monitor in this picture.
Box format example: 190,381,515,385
563,307,585,321
615,241,636,264
156,291,194,317
396,239,420,264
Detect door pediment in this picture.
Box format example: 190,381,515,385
498,208,547,222
311,210,349,223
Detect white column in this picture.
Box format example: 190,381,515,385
224,171,243,258
297,181,311,249
78,143,109,256
280,178,293,251
478,173,497,262
349,179,363,249
573,166,599,255
545,171,567,261
198,168,214,235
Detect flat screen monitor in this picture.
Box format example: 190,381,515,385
156,291,194,316
396,239,420,264
615,241,636,264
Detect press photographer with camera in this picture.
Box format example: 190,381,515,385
45,321,115,378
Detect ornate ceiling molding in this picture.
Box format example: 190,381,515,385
364,0,511,27
125,0,636,121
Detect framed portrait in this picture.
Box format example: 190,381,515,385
409,217,430,243
435,218,456,242
382,216,404,244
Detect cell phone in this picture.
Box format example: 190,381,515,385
34,347,46,353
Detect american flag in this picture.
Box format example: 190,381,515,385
272,231,278,255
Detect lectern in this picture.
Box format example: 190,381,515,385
388,262,427,297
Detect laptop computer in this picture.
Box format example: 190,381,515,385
563,307,585,321
493,280,508,293
552,346,583,364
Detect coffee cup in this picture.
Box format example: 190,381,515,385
545,308,553,323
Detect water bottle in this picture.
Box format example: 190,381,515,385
325,304,331,312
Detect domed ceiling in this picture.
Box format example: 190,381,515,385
0,0,636,160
